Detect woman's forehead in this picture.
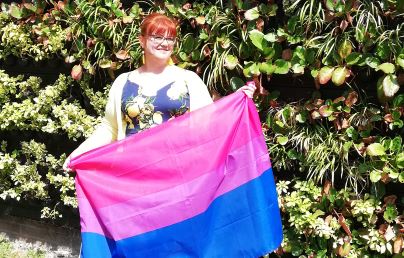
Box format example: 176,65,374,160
150,28,175,37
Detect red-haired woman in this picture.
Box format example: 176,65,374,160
63,13,255,169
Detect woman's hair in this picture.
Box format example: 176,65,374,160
140,13,177,37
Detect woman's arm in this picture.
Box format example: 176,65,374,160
63,74,126,170
185,70,213,111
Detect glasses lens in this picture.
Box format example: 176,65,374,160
150,35,175,45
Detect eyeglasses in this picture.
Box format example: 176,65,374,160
148,35,176,45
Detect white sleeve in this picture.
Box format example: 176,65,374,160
68,73,127,158
185,70,213,111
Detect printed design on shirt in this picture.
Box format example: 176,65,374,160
166,81,189,101
122,80,190,135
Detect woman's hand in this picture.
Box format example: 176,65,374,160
63,155,73,172
237,82,256,98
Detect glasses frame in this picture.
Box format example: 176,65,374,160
147,34,176,45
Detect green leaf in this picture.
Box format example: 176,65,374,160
243,62,260,77
392,94,404,108
191,50,202,61
325,0,337,11
264,33,277,42
182,35,198,54
376,41,391,60
370,170,382,182
261,3,278,16
399,172,404,183
296,112,307,123
98,59,112,68
249,30,265,51
199,31,208,40
244,7,260,21
263,47,276,59
346,52,362,65
338,40,352,59
311,69,319,78
383,204,398,223
276,136,289,145
366,143,386,156
305,49,316,64
343,141,353,154
392,111,401,120
346,127,358,140
224,55,238,70
239,42,253,59
259,62,275,75
318,66,334,84
355,27,365,43
396,54,404,69
389,137,402,152
112,7,124,18
229,77,245,91
378,63,396,74
291,64,305,74
294,46,305,61
274,59,290,74
179,52,190,62
287,16,298,33
366,57,380,69
287,150,299,160
397,152,404,169
10,5,22,19
382,74,400,98
331,67,348,86
129,3,140,17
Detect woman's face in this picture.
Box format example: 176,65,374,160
140,32,176,61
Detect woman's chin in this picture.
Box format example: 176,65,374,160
153,55,172,62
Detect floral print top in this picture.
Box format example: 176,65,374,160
121,78,190,137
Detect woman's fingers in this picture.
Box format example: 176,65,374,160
237,85,256,98
62,156,73,172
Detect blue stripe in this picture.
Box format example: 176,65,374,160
81,168,283,258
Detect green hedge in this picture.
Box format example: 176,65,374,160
0,1,403,257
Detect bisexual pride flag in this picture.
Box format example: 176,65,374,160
69,92,283,258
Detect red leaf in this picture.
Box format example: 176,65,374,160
256,18,264,32
115,50,130,60
384,195,397,205
182,3,192,10
282,49,292,61
338,214,352,238
345,91,358,107
71,65,83,81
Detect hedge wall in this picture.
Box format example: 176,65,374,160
1,1,403,257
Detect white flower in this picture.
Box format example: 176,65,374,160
134,96,146,109
167,81,188,100
153,113,163,124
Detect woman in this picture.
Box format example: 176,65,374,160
63,13,255,168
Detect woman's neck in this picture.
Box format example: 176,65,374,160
141,57,170,74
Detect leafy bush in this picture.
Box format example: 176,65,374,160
277,179,403,257
0,1,403,257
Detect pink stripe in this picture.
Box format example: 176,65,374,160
78,137,270,240
73,95,263,209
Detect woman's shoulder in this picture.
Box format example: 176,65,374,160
113,72,131,86
169,66,202,84
171,66,197,76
